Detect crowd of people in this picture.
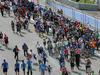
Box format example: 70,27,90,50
0,0,100,75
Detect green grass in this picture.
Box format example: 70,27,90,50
71,0,95,4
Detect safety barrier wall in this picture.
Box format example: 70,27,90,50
47,2,100,29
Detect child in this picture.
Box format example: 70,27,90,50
48,65,52,75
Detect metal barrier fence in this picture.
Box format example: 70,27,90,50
47,1,100,31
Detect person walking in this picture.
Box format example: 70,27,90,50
75,52,81,69
15,60,20,75
36,41,40,53
42,51,47,65
21,60,26,75
39,61,47,75
13,45,19,60
2,60,8,75
22,43,28,56
85,58,92,74
0,32,3,44
30,49,37,62
69,55,75,71
47,42,53,56
11,21,15,33
0,5,4,16
47,65,52,75
61,65,68,75
27,58,32,75
59,54,65,70
43,36,47,49
37,52,43,65
90,40,95,56
51,23,56,37
63,47,68,60
4,34,9,48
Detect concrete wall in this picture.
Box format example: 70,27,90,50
53,0,99,10
97,0,100,9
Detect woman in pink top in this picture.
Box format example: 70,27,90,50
75,46,80,54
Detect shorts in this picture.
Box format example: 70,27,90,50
28,16,30,20
17,29,20,32
3,68,7,72
15,68,19,72
5,6,7,9
48,49,53,53
5,40,8,44
71,63,74,67
34,11,37,13
64,54,68,58
58,47,61,51
43,42,46,46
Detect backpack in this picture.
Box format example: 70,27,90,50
13,48,16,52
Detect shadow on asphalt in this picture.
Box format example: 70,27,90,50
7,47,13,50
0,48,5,51
28,30,33,33
3,16,7,18
33,63,39,66
18,59,22,62
72,71,81,75
21,32,26,34
9,16,14,18
79,68,86,72
20,34,24,37
91,57,97,60
80,61,85,65
32,68,36,71
93,55,100,59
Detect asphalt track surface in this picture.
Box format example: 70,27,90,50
0,0,100,75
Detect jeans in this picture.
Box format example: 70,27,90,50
41,70,45,75
27,67,32,75
43,58,46,65
24,50,27,56
48,72,51,75
91,47,95,56
14,53,18,60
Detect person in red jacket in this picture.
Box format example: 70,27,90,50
4,34,8,47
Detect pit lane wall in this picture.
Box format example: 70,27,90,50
46,0,100,29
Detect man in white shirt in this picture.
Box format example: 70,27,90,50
80,41,84,56
30,49,36,62
1,1,5,6
37,53,43,64
46,19,50,35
